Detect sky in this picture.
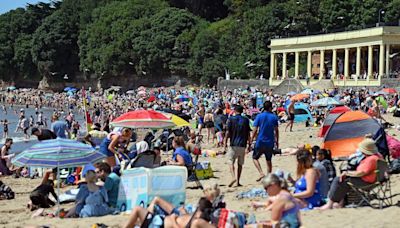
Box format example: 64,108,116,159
0,0,51,14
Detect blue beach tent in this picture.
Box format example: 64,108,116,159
292,102,313,123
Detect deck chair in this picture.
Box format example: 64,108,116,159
348,159,393,209
187,139,203,190
129,150,157,169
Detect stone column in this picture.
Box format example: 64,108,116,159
307,51,312,79
344,48,349,79
356,46,361,79
319,50,325,80
332,49,337,80
295,51,300,79
379,44,385,78
270,53,275,80
282,52,287,79
368,45,373,81
386,44,390,76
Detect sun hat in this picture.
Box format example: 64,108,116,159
358,138,378,155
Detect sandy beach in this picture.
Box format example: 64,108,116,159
1,117,400,228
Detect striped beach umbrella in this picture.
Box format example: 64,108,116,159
110,110,176,129
174,95,192,102
12,138,105,168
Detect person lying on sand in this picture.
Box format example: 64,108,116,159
124,183,222,228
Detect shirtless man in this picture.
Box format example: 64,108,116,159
285,101,295,132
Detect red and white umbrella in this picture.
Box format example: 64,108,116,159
110,110,176,129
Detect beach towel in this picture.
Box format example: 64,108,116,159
59,188,80,203
236,188,267,199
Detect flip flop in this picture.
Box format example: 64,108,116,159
256,175,265,182
228,179,236,187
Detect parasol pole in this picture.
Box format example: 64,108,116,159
82,87,89,133
57,149,60,215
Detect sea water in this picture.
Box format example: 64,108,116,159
0,106,85,153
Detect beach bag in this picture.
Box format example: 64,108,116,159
394,108,400,117
195,161,214,180
217,208,246,228
0,180,15,200
390,158,400,174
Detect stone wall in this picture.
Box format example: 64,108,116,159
37,74,194,92
217,79,270,90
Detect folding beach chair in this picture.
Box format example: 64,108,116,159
187,135,204,190
130,150,157,169
348,159,393,209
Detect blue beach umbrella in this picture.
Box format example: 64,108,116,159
12,138,105,168
310,97,342,107
12,138,106,210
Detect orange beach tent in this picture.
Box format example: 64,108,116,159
322,110,383,158
318,106,350,137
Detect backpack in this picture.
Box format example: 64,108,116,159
390,158,400,174
0,180,15,200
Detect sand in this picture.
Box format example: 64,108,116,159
1,116,400,228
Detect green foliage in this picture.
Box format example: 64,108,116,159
1,0,400,85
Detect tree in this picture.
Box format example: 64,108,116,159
79,0,168,78
132,7,203,77
384,0,400,23
168,0,229,21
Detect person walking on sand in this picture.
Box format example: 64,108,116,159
224,105,251,187
285,100,295,132
251,101,279,181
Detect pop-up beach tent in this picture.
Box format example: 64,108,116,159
322,110,386,158
318,106,350,137
293,103,313,123
117,166,187,212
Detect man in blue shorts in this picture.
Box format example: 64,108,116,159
251,101,279,181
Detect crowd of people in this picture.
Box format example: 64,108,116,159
0,85,398,227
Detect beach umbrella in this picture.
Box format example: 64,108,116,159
174,95,192,102
381,88,397,94
110,110,176,129
162,113,190,127
310,97,342,107
290,93,309,101
12,138,104,168
11,138,106,212
7,86,16,91
376,96,388,109
300,88,314,95
375,91,388,96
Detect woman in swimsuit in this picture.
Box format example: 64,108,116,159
249,173,301,228
203,109,215,143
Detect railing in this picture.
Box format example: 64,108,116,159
276,22,400,39
269,78,382,87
